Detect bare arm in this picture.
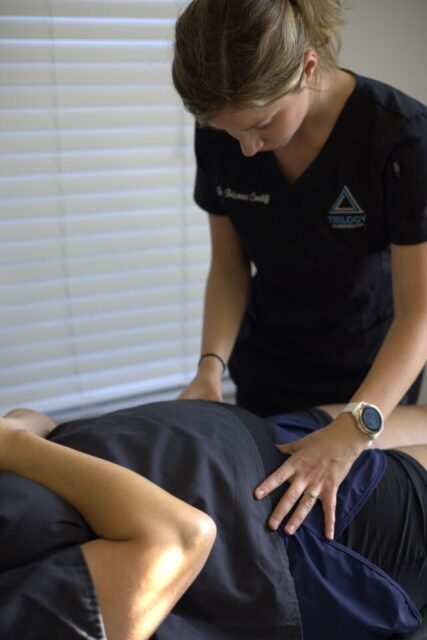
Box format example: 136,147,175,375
319,402,427,473
0,411,216,640
318,403,427,449
179,214,251,400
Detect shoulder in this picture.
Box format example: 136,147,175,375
339,73,427,161
352,73,427,120
350,73,427,142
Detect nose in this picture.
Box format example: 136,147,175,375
238,133,263,157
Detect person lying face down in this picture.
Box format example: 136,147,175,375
0,400,426,640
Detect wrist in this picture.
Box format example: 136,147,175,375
339,401,384,447
198,352,226,379
196,361,223,383
336,413,372,454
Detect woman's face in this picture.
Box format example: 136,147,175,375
207,89,312,158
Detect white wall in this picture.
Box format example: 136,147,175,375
339,0,427,402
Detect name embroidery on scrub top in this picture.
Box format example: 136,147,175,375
216,185,271,206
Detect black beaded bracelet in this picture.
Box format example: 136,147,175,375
198,352,227,374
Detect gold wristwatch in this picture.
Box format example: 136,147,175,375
340,402,384,446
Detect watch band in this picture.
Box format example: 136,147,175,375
342,402,362,413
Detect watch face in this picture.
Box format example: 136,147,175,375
362,406,382,433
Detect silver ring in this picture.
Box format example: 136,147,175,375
302,490,319,502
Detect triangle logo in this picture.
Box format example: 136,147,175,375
330,186,364,214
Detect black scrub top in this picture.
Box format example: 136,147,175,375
195,72,427,414
0,401,302,640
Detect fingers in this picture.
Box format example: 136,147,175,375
322,491,337,541
257,470,339,539
255,431,346,538
255,461,295,500
268,484,337,540
268,483,320,533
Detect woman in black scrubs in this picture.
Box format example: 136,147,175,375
173,0,427,539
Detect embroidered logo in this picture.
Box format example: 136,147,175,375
327,186,367,230
216,185,271,206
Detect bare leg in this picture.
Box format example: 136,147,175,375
392,445,427,471
0,413,216,640
318,403,427,449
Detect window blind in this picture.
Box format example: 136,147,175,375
0,0,212,418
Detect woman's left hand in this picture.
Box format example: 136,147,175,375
255,413,369,540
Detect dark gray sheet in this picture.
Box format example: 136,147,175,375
0,400,302,639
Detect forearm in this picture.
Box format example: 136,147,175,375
319,403,427,449
199,260,250,377
319,314,427,451
350,312,427,417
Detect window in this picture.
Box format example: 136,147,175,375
0,1,211,419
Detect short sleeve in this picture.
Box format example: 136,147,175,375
0,471,93,573
194,124,228,216
384,115,427,244
0,545,106,640
0,471,101,637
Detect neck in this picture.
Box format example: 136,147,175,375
300,68,355,148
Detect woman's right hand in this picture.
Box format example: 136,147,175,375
178,363,223,403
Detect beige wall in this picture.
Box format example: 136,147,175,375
340,0,427,103
339,0,427,402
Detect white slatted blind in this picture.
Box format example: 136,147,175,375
0,0,210,417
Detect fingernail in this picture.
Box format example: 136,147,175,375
270,519,279,531
286,524,295,535
256,489,265,499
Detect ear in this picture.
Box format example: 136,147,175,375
302,49,318,85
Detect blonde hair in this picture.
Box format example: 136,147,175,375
172,0,346,121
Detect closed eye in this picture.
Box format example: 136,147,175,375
255,121,272,131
